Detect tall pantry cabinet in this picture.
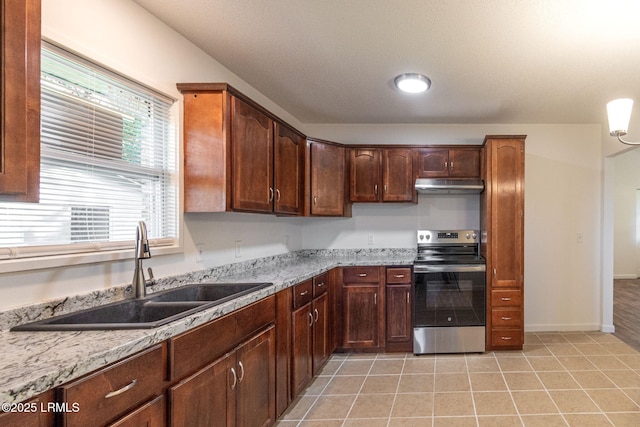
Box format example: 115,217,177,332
481,135,525,350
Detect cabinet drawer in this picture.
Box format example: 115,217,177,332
343,266,380,283
57,344,167,427
491,309,522,327
491,289,522,307
313,272,329,297
293,280,313,308
386,267,411,284
170,295,275,380
491,329,524,348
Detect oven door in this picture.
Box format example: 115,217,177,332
413,264,486,328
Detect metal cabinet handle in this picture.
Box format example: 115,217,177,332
374,184,378,195
501,336,513,341
313,196,317,205
269,187,274,202
374,293,377,305
316,282,325,287
450,161,454,169
314,308,319,322
299,290,309,296
358,273,367,277
276,188,281,202
393,274,405,278
230,367,237,390
494,268,497,277
238,361,245,382
501,297,512,301
501,317,512,321
104,379,137,399
309,311,314,327
444,161,448,168
406,291,410,304
384,184,387,193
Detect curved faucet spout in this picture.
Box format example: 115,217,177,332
133,221,154,298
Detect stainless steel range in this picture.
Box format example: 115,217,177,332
413,230,486,354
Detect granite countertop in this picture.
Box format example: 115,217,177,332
0,250,414,405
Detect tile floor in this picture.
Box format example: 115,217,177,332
276,332,640,426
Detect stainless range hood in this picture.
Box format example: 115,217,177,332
415,178,484,194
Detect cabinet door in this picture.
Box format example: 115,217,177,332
312,292,329,374
342,285,379,348
291,304,313,397
236,326,276,427
449,148,480,178
0,391,54,427
169,353,234,427
489,139,524,288
386,285,412,343
414,148,449,178
274,122,304,215
231,96,273,213
310,142,346,216
349,148,380,202
383,148,414,202
108,395,166,427
0,0,40,202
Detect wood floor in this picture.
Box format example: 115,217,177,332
614,279,640,351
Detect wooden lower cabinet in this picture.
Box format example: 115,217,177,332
385,267,413,352
109,395,166,427
0,391,54,427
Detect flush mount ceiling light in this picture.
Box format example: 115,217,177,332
394,73,431,94
607,98,640,145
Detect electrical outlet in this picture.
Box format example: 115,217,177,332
368,233,375,245
196,243,204,263
235,240,242,258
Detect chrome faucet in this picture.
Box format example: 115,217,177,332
132,221,155,298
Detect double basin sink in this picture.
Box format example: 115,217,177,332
11,282,272,331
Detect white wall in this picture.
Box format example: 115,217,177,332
0,0,608,336
613,148,640,278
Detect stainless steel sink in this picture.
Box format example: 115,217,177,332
11,282,272,331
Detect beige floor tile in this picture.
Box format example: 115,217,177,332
547,344,581,357
511,391,559,415
617,354,640,369
299,421,344,427
556,355,597,371
433,392,474,416
323,375,366,394
469,372,508,391
347,393,395,418
473,391,518,415
391,392,434,417
301,375,331,395
607,342,639,355
433,416,477,426
347,353,378,360
585,388,640,412
622,387,640,405
602,369,640,388
304,395,356,420
586,355,628,370
525,333,543,345
502,372,544,390
537,371,581,390
361,374,400,393
521,345,553,357
435,358,468,373
497,356,533,372
573,343,610,356
434,373,471,392
398,374,434,393
560,332,596,344
478,415,523,426
336,360,374,375
526,356,564,371
548,390,600,413
343,419,389,427
274,421,299,426
537,333,569,344
280,395,317,420
562,414,613,427
403,357,435,374
388,417,434,427
606,412,640,427
570,370,616,389
316,360,343,376
370,359,405,375
467,356,500,372
588,332,621,343
520,414,567,427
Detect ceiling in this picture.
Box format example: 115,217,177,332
133,0,640,126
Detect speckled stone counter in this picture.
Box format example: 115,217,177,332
0,249,414,405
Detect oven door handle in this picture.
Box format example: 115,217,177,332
413,264,486,273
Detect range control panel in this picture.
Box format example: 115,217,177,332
417,230,479,244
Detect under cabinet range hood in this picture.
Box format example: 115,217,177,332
415,178,484,195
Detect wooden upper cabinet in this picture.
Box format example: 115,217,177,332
0,0,41,202
178,83,304,215
231,96,274,213
349,147,414,203
308,140,349,216
274,122,304,215
414,147,480,179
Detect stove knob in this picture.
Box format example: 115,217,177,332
466,233,471,239
472,233,477,240
426,234,431,240
419,235,424,240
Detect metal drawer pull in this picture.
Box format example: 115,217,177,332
501,317,512,321
314,308,319,322
238,361,245,382
230,367,237,390
276,188,281,202
501,297,511,301
374,293,377,305
501,336,513,341
309,312,314,327
299,290,309,296
358,273,367,277
374,184,378,195
393,274,405,278
317,282,325,287
105,379,137,399
407,292,410,304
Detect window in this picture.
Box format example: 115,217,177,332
0,42,177,260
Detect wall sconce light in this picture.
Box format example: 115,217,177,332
607,98,640,145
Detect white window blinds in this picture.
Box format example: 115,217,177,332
0,42,177,260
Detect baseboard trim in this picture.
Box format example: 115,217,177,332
614,274,638,279
525,323,602,333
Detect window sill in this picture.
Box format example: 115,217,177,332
0,243,183,274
